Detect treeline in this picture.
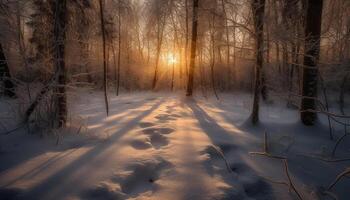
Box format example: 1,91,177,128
0,0,349,127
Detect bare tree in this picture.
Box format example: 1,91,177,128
0,43,15,98
54,0,68,127
251,0,266,124
300,0,324,125
116,0,122,96
99,0,109,115
186,0,199,96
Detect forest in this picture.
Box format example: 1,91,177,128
0,0,349,199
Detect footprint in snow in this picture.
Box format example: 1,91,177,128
149,134,169,149
111,158,172,196
130,139,153,150
81,157,173,200
139,122,156,128
130,127,174,150
155,114,176,122
142,127,174,149
142,127,175,135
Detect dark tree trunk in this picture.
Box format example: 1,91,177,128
116,0,121,96
0,43,15,98
99,0,109,115
185,0,189,77
186,0,199,96
251,0,266,124
300,0,323,125
53,0,67,127
210,13,219,99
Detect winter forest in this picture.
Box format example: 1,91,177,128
0,0,350,199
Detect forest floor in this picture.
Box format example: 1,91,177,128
0,90,349,200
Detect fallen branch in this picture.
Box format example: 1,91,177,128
249,131,287,160
332,129,349,157
249,152,287,160
327,167,350,191
209,145,233,173
283,160,304,200
323,191,338,200
298,154,350,163
250,131,305,199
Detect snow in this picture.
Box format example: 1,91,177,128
0,91,349,200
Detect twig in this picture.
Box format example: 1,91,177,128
318,73,333,140
298,154,350,162
331,130,348,157
283,160,304,200
321,190,339,200
249,152,287,160
209,145,233,173
1,122,26,135
249,131,287,160
327,168,350,191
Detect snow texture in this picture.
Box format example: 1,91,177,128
0,91,349,200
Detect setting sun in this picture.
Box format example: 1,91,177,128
166,54,177,65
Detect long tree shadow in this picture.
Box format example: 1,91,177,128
19,98,165,200
0,96,152,178
186,99,276,200
1,148,78,188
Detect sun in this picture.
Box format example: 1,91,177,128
166,54,177,65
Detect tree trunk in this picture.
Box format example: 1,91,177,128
300,0,323,125
251,0,266,124
210,12,219,99
0,43,15,98
99,0,109,115
185,0,189,77
16,1,31,100
152,15,166,90
186,0,199,96
116,0,121,96
221,0,231,89
53,0,67,127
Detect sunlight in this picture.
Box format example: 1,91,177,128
166,53,177,65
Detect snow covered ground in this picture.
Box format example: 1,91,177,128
0,91,349,200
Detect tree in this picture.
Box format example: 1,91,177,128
116,0,122,96
99,0,109,115
250,0,266,124
28,0,55,76
300,0,324,125
53,0,68,127
0,43,15,98
151,0,168,90
186,0,199,96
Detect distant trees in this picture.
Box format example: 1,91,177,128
0,0,349,130
150,0,170,90
300,0,324,125
28,0,55,79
